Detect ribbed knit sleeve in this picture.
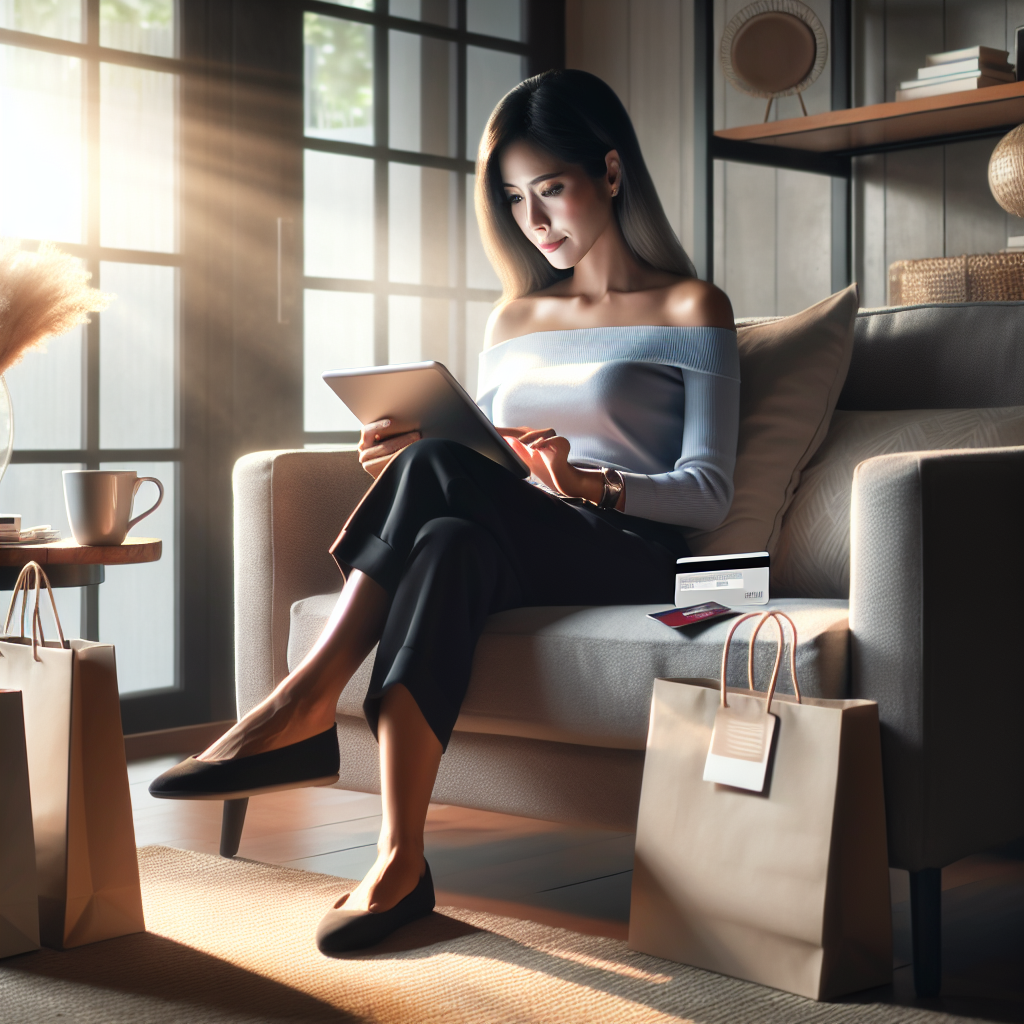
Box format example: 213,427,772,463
477,326,740,529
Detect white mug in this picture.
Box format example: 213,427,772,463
62,470,165,546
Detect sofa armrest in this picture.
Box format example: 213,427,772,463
849,446,1024,871
233,449,371,718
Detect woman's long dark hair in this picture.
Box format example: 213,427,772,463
475,69,696,302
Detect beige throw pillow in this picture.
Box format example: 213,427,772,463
772,406,1024,599
686,283,859,557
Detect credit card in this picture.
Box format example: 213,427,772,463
648,602,736,629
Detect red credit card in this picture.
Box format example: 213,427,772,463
648,602,736,628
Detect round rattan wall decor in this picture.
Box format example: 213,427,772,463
988,124,1024,218
720,0,828,120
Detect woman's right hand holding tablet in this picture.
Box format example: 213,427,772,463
358,419,422,478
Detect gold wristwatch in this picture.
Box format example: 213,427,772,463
597,467,624,510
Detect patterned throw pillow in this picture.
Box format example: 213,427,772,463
772,406,1024,598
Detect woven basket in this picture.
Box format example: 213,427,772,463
888,252,1024,305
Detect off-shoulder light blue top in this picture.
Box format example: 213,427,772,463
476,326,740,529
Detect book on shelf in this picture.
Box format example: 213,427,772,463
917,57,1015,79
925,45,1009,66
900,68,1015,91
896,75,1017,101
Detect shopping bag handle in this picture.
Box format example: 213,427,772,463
3,561,67,661
719,610,801,714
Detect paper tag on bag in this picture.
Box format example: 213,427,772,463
703,701,776,792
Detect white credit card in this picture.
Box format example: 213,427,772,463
675,551,769,607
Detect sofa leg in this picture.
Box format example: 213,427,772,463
220,798,249,858
909,867,941,997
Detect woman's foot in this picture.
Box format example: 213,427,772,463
198,673,338,762
344,846,427,913
317,856,434,955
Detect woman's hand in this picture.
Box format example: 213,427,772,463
358,418,421,479
500,427,608,505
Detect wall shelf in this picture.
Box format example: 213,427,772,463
693,0,1022,291
716,81,1024,157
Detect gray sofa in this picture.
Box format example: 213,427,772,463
231,301,1023,996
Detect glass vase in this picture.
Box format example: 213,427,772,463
0,376,13,489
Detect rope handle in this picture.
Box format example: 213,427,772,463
718,610,801,714
3,562,66,661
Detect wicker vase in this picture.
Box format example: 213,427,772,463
988,124,1024,218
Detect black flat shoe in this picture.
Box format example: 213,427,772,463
316,862,435,955
148,725,340,800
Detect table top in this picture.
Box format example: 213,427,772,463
0,537,162,566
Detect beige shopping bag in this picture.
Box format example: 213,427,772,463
0,562,145,949
629,611,891,1000
0,689,40,958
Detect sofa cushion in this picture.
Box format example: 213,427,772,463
839,302,1024,411
773,406,1024,599
289,594,850,751
686,284,859,558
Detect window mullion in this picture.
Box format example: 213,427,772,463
373,0,390,367
455,0,468,383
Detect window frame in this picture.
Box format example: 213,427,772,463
1,1,186,731
300,0,536,445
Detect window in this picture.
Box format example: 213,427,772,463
301,0,528,442
1,0,180,703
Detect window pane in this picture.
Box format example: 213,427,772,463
466,46,524,157
304,13,374,144
304,290,373,432
467,0,525,40
388,296,453,369
389,30,456,157
100,0,175,58
100,63,177,253
305,151,374,279
466,299,492,398
318,0,373,10
0,462,84,639
7,326,83,450
0,47,82,243
390,0,455,27
0,0,80,40
389,163,457,286
466,173,501,290
99,460,175,694
99,262,177,449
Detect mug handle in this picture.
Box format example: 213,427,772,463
128,476,165,533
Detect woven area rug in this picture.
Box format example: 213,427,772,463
0,846,989,1024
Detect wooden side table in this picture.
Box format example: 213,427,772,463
0,538,162,589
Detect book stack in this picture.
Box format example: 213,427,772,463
896,46,1016,102
0,515,21,542
0,517,62,545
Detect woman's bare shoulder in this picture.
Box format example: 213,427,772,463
484,295,549,348
662,278,735,331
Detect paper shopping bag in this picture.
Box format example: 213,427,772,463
629,611,891,1000
0,562,145,949
0,689,40,958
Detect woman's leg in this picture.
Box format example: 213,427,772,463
199,569,390,761
342,683,442,912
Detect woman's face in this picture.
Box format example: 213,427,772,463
499,140,619,271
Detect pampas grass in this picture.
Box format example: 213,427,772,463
0,239,112,377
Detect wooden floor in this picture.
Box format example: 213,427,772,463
130,755,1023,1022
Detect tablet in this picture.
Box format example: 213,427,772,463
322,361,530,478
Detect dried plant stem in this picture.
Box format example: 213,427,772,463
0,239,112,377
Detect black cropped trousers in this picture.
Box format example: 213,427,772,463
331,439,690,749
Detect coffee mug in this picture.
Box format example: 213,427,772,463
62,470,165,546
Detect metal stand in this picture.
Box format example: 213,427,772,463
219,798,249,858
909,867,942,997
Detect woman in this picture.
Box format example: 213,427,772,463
151,69,738,953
